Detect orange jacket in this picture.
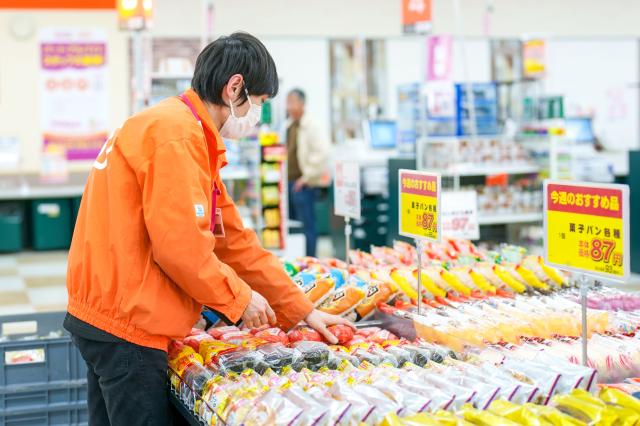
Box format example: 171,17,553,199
67,89,313,351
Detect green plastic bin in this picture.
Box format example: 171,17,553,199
0,203,24,252
31,199,72,250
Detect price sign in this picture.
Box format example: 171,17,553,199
399,169,441,241
544,180,630,281
441,191,480,240
334,161,361,220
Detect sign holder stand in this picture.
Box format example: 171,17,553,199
415,238,425,315
344,217,352,277
578,274,590,366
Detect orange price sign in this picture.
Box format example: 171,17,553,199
544,180,630,281
399,169,441,241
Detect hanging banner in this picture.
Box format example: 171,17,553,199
522,39,545,78
334,161,361,220
399,169,441,241
402,0,432,34
544,180,630,281
426,35,453,81
441,191,480,240
40,28,109,161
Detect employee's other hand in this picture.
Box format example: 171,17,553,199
304,309,356,344
293,177,306,192
242,291,277,329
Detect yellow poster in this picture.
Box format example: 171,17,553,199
544,181,630,281
399,170,441,241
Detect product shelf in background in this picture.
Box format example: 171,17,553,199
477,212,543,225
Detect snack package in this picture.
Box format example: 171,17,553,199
242,390,304,426
256,343,300,372
390,268,419,301
199,340,238,366
287,326,324,343
291,341,331,371
600,387,640,413
503,358,561,404
284,385,330,426
459,404,522,426
488,399,554,426
355,280,398,320
551,393,618,425
371,377,431,416
216,349,269,374
208,326,241,339
329,380,376,425
184,333,215,353
318,277,367,316
180,363,215,409
327,324,355,345
398,374,458,410
294,272,336,306
253,327,289,346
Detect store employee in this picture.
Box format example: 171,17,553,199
64,32,350,426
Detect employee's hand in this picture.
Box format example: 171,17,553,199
241,291,277,329
293,177,306,193
304,309,356,345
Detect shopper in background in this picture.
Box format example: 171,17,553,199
286,88,331,257
64,32,351,426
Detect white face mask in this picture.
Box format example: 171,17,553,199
219,87,262,139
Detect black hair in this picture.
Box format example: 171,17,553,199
288,88,306,103
192,32,279,106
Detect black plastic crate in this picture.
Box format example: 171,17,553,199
0,312,88,426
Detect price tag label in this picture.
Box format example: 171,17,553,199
399,169,441,241
334,161,361,220
441,191,479,240
544,180,630,281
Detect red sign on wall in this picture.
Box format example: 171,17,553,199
402,0,432,34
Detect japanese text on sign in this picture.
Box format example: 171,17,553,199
544,181,629,281
334,161,361,220
441,191,480,240
399,170,441,241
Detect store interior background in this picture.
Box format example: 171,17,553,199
0,0,639,316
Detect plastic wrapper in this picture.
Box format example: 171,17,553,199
305,385,352,426
398,374,459,411
183,333,215,353
253,327,289,346
218,330,253,344
350,347,382,366
291,341,331,371
240,390,304,426
180,363,215,409
390,268,419,301
600,387,640,413
208,326,240,339
478,362,540,404
199,340,238,366
488,399,554,426
371,377,431,416
283,385,330,426
503,358,561,404
256,343,300,372
329,380,376,425
318,277,367,316
287,326,324,343
459,404,522,426
522,403,586,426
441,369,501,410
431,410,476,426
216,349,269,374
552,393,618,425
383,345,413,367
369,346,399,367
415,340,460,361
355,280,398,320
294,272,336,307
327,324,354,345
402,344,436,367
328,347,360,369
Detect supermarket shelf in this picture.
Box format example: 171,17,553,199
150,73,193,80
220,167,251,180
478,212,543,225
434,163,540,176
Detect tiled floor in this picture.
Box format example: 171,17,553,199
0,251,68,316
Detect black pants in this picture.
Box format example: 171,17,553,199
72,334,182,426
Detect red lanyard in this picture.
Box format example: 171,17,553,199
178,94,220,231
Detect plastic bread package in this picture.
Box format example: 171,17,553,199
293,272,336,307
459,403,522,426
532,351,598,392
441,368,502,410
503,357,562,404
180,362,215,410
241,390,304,426
282,384,330,426
318,276,367,316
370,376,431,417
352,383,402,425
328,380,375,425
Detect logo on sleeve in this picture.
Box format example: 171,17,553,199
194,204,205,218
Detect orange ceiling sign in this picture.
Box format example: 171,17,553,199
0,0,115,8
